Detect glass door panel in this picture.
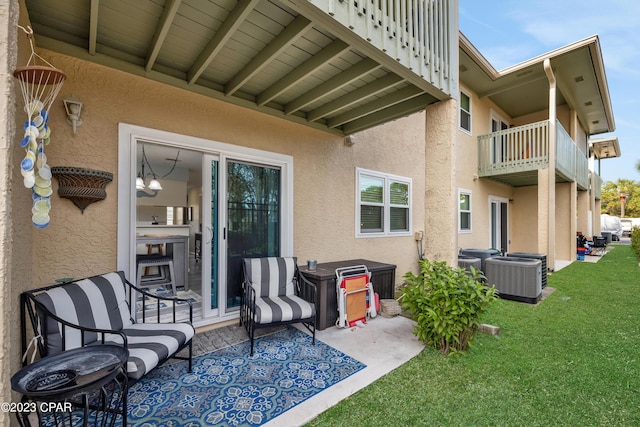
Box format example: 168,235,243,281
202,155,220,318
226,160,281,310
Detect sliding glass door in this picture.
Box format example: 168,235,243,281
226,160,281,310
202,155,281,317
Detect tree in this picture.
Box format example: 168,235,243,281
601,179,640,217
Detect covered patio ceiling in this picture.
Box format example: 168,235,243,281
24,0,444,136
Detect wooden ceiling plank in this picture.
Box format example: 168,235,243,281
187,0,261,85
145,0,182,72
327,86,424,128
307,73,404,122
284,58,380,115
256,39,349,106
89,0,99,55
224,15,313,96
342,94,430,134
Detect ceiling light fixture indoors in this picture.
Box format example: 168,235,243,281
136,145,180,197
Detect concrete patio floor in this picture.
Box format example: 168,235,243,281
264,315,424,427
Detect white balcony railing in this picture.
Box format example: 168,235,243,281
309,0,456,95
478,120,549,176
478,120,590,189
593,173,603,200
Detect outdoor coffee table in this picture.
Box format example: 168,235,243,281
11,345,128,427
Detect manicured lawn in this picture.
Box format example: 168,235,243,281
307,245,640,426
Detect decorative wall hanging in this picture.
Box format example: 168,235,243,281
14,26,66,228
51,167,113,213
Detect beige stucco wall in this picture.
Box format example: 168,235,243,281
457,84,514,250
555,182,575,261
509,186,539,252
3,1,43,419
28,51,426,290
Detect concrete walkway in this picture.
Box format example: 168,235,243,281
264,315,424,427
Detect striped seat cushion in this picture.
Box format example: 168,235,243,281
243,257,297,298
33,271,194,380
254,294,315,324
104,323,195,380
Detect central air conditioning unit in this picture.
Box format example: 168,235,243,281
458,255,481,274
506,252,547,288
459,248,501,273
484,256,542,304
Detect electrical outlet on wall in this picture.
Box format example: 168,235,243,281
414,231,423,241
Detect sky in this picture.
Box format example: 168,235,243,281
458,0,640,184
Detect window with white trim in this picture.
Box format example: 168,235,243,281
357,168,411,237
459,189,472,232
460,90,471,133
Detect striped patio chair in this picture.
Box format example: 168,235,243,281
240,257,317,356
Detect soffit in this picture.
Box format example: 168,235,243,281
459,33,614,135
24,0,440,136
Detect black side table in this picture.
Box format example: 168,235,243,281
11,345,128,427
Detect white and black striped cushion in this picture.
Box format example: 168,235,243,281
254,294,315,324
243,257,297,298
243,257,315,324
34,272,134,353
104,323,194,380
34,271,194,380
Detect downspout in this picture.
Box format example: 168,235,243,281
544,59,556,271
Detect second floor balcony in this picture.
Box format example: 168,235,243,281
477,120,592,191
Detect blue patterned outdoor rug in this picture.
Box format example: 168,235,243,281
125,327,365,426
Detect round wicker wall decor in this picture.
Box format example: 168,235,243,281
51,167,113,213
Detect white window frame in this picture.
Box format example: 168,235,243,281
459,89,472,134
356,167,412,238
458,188,472,233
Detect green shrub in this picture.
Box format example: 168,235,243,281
400,259,497,355
631,226,640,256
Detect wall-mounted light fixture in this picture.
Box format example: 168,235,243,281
344,135,356,146
62,97,83,135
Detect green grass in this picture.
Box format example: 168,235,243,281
306,245,640,426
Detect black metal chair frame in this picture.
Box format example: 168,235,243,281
592,236,607,256
20,276,195,426
239,261,317,356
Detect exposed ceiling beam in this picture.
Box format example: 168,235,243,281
306,73,404,122
34,35,345,136
256,39,349,106
224,15,312,96
284,58,380,115
89,0,99,55
187,0,260,85
342,94,430,134
145,0,182,72
327,85,424,128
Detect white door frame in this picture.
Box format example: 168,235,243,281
488,195,509,253
117,123,294,325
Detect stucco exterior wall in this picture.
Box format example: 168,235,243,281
3,0,42,416
555,183,575,261
456,84,514,250
29,51,426,290
509,186,539,252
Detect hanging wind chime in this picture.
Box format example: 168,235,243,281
13,25,66,228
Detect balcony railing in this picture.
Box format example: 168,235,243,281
309,0,456,95
478,120,549,177
478,120,590,189
593,173,603,200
